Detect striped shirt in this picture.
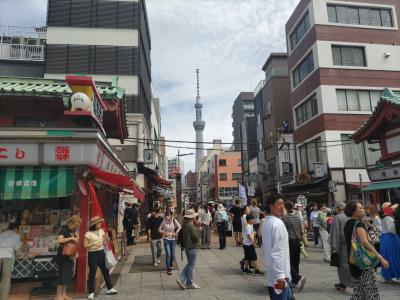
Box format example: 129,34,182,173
282,213,302,240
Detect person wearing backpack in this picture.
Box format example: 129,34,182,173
215,204,228,249
159,211,181,275
176,209,201,290
344,201,389,300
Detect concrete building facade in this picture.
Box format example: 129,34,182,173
285,0,400,203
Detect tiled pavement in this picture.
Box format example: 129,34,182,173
86,237,400,300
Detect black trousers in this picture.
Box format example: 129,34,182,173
217,222,226,249
313,227,319,246
126,225,134,245
253,223,260,245
289,238,301,284
87,250,113,294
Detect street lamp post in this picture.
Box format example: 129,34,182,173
176,150,194,216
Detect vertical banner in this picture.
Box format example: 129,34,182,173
238,183,247,206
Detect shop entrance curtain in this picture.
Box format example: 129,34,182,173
0,167,75,200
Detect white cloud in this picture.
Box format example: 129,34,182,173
0,0,299,172
147,0,298,171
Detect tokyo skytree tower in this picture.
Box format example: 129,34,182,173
193,69,205,174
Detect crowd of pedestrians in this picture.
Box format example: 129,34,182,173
18,196,391,299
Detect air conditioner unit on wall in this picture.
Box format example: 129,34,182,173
313,162,325,178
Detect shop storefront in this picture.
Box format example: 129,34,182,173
0,75,144,296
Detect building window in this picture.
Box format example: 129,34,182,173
219,173,227,181
232,173,241,181
292,52,314,87
299,138,323,173
337,90,382,111
290,12,310,50
327,4,393,27
295,94,318,126
332,46,366,66
219,159,227,166
218,187,238,197
341,134,381,167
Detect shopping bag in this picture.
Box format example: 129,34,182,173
349,221,378,270
105,246,118,269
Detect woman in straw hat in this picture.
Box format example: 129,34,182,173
55,215,81,300
380,202,400,283
84,216,117,299
176,209,201,290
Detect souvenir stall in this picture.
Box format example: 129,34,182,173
0,166,80,280
0,75,144,295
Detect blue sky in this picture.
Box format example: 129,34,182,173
0,0,298,172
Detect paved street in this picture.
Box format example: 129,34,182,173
87,235,400,300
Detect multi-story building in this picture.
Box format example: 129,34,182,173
231,92,257,189
232,92,255,150
199,139,223,203
45,0,152,127
43,0,167,208
284,0,399,203
168,157,184,179
0,25,46,77
207,151,242,204
254,53,293,196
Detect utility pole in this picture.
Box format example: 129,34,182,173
176,151,194,217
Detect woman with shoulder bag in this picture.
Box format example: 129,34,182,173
344,201,389,300
159,211,181,275
84,216,118,299
215,204,228,250
55,215,81,300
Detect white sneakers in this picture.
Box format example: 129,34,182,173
176,279,200,290
186,283,200,289
106,288,118,295
153,262,158,267
88,288,118,299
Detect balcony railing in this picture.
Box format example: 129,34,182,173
0,25,47,39
0,44,45,61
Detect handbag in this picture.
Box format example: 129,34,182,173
62,240,79,257
367,224,379,246
105,245,117,269
301,232,309,247
330,252,340,267
349,221,378,269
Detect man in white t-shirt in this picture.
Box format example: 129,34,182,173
242,214,263,275
262,193,292,300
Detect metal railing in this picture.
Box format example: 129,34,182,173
0,44,45,61
0,25,47,39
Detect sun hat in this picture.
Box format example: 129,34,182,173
183,209,198,219
217,204,225,211
335,201,346,209
66,215,82,226
89,216,104,227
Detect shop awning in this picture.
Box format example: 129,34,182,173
138,164,172,189
0,167,75,200
347,182,370,189
89,168,145,201
363,180,400,192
